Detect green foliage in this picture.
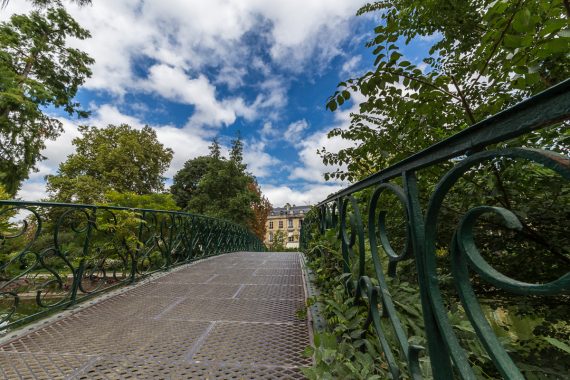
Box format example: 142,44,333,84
46,124,174,203
302,215,570,378
171,156,214,209
270,230,286,251
104,190,179,211
0,4,94,195
313,5,570,376
171,135,270,230
322,0,569,181
1,1,92,8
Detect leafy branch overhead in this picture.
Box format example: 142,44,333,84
323,0,569,182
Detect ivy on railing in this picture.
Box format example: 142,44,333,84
0,201,264,331
301,79,570,379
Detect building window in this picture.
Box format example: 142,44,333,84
278,220,283,228
269,232,273,242
269,221,273,229
288,235,294,242
288,219,293,228
299,219,303,227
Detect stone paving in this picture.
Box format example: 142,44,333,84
0,252,311,379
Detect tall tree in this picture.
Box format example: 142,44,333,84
0,4,93,194
208,137,222,160
47,124,173,203
229,131,244,165
172,135,271,231
170,156,214,210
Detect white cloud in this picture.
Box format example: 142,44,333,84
243,140,280,178
260,183,344,207
289,93,364,184
141,64,246,129
341,55,362,77
17,181,47,202
260,122,278,139
284,119,309,141
3,0,364,95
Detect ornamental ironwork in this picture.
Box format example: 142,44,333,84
0,202,264,331
300,79,570,379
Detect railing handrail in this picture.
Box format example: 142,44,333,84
318,78,570,206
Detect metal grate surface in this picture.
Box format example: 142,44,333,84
0,252,311,379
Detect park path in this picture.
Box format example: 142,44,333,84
0,252,311,379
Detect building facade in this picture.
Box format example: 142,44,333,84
264,204,311,249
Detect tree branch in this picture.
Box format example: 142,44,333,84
379,67,461,100
451,75,477,124
468,0,523,93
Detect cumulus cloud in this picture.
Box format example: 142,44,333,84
2,0,364,96
283,119,309,141
260,183,344,207
243,140,281,178
289,93,365,184
341,55,362,77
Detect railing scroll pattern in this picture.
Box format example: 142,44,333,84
300,79,570,379
0,201,264,331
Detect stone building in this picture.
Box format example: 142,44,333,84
265,203,311,249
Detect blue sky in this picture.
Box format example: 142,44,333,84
3,1,431,207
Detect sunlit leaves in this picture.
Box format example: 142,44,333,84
321,0,569,182
46,124,173,203
0,5,93,194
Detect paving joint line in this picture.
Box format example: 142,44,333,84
231,284,246,299
153,296,186,320
66,355,101,380
185,321,216,362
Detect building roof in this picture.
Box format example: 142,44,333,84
269,204,311,217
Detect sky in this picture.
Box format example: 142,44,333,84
2,1,428,207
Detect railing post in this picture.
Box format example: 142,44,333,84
403,171,456,379
70,207,96,306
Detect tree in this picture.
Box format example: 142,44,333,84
208,137,222,160
247,180,272,241
171,135,271,232
104,190,180,211
322,0,570,181
47,124,173,203
0,4,93,195
270,230,286,252
229,131,244,165
171,156,214,209
319,0,570,281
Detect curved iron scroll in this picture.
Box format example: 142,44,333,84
0,201,264,331
300,80,570,379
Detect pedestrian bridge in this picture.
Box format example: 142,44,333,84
0,251,310,379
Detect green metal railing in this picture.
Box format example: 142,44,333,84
300,79,570,379
0,201,264,331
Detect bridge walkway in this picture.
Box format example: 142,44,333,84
0,252,311,379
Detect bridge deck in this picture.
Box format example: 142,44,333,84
0,252,311,379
